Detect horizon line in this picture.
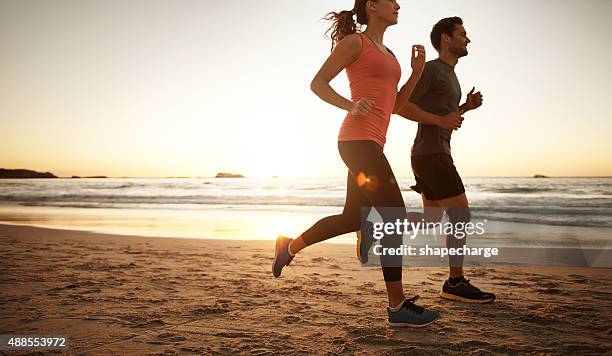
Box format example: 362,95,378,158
2,168,611,179
6,175,612,179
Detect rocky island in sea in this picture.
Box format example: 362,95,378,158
215,172,246,178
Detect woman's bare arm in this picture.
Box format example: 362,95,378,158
310,34,373,116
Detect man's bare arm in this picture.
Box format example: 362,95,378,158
459,87,483,113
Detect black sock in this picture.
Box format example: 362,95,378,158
449,276,465,285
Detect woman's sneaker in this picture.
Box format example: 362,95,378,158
272,236,294,278
439,277,496,303
387,295,440,328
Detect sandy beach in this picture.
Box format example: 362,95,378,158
1,224,610,355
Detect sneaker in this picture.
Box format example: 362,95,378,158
387,295,440,328
356,225,375,264
439,277,496,303
272,236,294,278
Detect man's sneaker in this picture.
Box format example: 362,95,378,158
439,277,496,303
272,236,294,278
387,295,440,328
356,225,375,264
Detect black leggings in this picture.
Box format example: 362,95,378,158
301,140,405,282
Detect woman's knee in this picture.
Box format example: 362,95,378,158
367,182,404,208
339,212,361,231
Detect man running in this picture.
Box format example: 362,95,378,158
397,16,495,303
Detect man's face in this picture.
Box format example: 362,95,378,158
448,24,471,57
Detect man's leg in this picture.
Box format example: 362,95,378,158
425,193,495,303
422,193,469,278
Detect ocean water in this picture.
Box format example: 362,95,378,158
0,177,611,248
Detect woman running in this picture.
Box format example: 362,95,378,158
272,0,439,327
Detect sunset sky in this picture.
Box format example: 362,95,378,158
1,0,611,178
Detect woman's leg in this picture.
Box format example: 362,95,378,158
281,141,407,306
273,148,371,278
290,171,368,254
338,144,405,268
336,141,407,306
292,142,405,253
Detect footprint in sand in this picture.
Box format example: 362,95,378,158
346,326,384,337
518,314,557,326
282,315,302,324
134,319,166,328
213,331,252,338
536,288,567,295
352,334,404,346
153,332,187,343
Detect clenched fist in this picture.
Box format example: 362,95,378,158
464,87,483,111
350,98,375,117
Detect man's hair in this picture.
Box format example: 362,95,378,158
430,17,463,51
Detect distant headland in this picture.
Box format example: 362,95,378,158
1,169,252,179
0,169,113,179
0,169,57,179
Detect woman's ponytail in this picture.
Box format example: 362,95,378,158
323,1,371,51
324,10,357,51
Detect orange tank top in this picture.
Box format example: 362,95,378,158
338,33,402,148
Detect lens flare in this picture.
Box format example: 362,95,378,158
356,172,367,187
365,175,379,191
356,172,379,191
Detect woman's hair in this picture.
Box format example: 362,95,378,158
324,0,372,51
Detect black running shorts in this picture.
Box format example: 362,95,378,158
410,153,465,201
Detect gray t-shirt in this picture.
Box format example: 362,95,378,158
409,59,462,156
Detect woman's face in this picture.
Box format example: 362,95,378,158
368,0,401,26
